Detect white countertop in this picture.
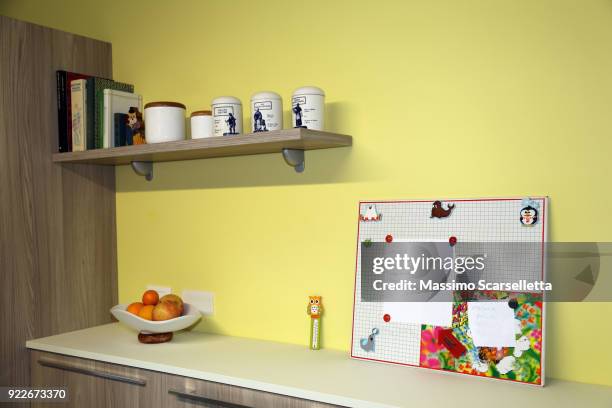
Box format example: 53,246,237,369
27,323,612,408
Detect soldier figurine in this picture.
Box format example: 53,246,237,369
224,113,237,135
292,103,306,128
253,108,265,132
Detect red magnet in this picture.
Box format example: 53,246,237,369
449,236,457,246
438,329,467,358
385,234,393,243
383,314,391,322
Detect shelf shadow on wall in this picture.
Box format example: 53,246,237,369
115,146,356,192
113,102,378,192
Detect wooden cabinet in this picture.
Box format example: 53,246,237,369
30,351,155,408
31,351,104,408
95,360,166,408
30,351,341,408
165,374,338,408
0,15,117,398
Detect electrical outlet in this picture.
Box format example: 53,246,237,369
146,285,171,297
182,290,214,315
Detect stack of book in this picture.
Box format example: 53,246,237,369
56,70,143,152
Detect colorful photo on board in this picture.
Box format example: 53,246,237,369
419,291,543,385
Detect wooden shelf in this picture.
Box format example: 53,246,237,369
52,128,352,165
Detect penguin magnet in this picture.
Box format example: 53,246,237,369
519,198,539,227
360,328,379,352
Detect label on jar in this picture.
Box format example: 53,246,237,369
293,96,307,105
213,104,242,136
291,95,324,130
252,100,282,132
254,101,272,110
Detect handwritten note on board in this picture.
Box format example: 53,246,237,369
467,302,517,347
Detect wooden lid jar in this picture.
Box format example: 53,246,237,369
144,101,186,143
190,110,213,139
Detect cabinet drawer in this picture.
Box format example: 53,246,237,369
30,350,342,408
30,350,164,408
165,373,342,408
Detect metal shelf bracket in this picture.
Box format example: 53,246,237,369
131,161,153,181
282,149,305,173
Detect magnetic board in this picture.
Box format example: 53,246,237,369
351,197,548,386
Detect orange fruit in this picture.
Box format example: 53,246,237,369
142,290,159,306
126,302,144,315
137,305,154,320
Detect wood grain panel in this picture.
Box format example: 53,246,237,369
30,351,104,408
0,17,39,390
30,351,168,408
166,374,341,408
52,129,352,165
0,15,117,399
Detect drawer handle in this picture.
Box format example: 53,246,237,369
38,358,147,386
168,388,250,408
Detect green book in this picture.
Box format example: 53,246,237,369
86,77,133,149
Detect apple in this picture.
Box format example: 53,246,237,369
152,301,181,321
160,294,184,315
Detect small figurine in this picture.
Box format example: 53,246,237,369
431,201,455,218
292,103,306,128
520,198,539,226
307,296,323,350
224,113,238,136
253,108,268,132
127,107,146,145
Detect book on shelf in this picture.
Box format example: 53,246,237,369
86,77,134,149
56,70,90,152
103,89,142,148
70,79,87,152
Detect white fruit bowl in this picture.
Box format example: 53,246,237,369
110,303,201,334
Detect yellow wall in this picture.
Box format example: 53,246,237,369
2,0,612,386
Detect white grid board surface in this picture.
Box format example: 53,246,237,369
351,198,547,370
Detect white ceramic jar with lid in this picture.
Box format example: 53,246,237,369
211,96,242,137
291,86,325,130
190,110,213,139
144,101,186,143
250,91,283,132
